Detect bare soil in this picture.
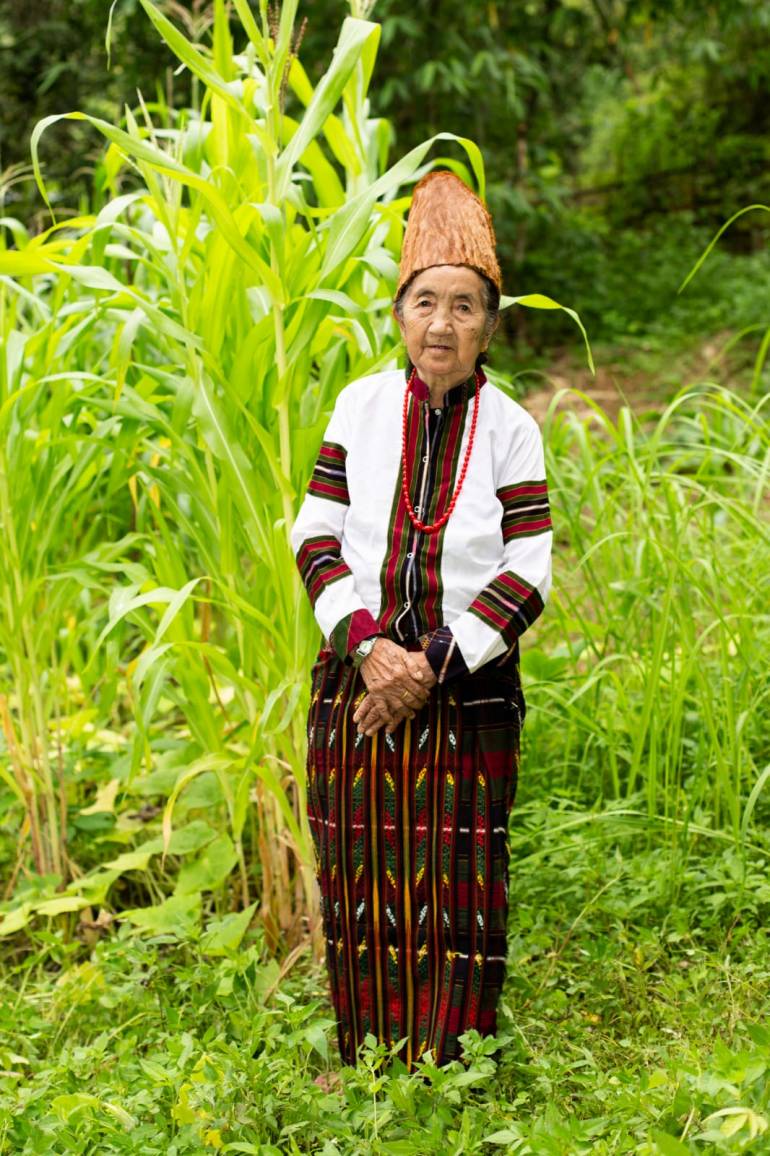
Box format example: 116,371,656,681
522,331,740,424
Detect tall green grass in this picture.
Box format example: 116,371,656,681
523,384,770,862
0,0,487,944
1,0,767,955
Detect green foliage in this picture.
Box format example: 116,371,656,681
524,383,770,841
521,212,770,347
5,1,770,355
1,0,435,938
0,0,194,222
0,828,768,1152
0,0,589,944
1,2,770,1147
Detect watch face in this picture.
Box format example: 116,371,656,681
357,638,375,659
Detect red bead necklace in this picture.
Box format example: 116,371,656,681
400,367,481,535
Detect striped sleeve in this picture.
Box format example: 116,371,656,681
290,390,381,662
422,415,553,682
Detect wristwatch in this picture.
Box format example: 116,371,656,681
351,635,379,669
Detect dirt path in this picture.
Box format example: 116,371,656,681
522,333,734,425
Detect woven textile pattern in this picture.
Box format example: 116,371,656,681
307,440,349,505
306,648,522,1071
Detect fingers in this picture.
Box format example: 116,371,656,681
366,709,414,736
403,650,438,689
354,694,392,736
387,688,425,714
354,693,416,736
353,694,389,725
393,652,428,697
359,678,426,716
385,708,413,735
391,660,431,707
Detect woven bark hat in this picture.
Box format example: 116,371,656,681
396,170,502,299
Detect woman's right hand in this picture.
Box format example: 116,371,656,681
358,637,430,717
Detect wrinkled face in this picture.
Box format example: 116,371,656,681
394,264,495,382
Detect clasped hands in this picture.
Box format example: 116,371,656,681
352,637,437,737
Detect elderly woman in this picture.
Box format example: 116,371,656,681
290,170,552,1073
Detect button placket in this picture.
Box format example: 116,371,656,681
396,396,447,639
401,405,433,625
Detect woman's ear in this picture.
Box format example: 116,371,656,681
481,313,501,350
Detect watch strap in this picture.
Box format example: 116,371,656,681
352,634,380,668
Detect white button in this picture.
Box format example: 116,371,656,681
414,505,421,514
406,551,413,558
434,408,441,415
404,601,410,608
422,455,428,463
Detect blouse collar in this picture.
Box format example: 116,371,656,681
405,362,488,408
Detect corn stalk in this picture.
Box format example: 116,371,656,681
0,0,486,948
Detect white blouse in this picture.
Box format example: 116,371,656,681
290,365,552,682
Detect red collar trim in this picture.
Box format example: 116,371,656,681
406,365,488,406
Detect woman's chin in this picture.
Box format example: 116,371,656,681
418,352,463,375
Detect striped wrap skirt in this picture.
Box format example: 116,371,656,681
305,643,524,1071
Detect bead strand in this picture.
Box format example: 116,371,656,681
401,367,481,534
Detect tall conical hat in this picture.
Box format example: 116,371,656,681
396,170,501,299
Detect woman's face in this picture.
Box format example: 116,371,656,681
394,264,496,385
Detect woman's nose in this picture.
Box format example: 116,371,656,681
428,310,453,331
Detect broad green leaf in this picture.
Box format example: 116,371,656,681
75,870,122,905
51,1094,100,1122
484,1129,525,1146
100,849,155,873
200,901,257,955
90,582,200,655
276,18,381,196
80,778,121,815
651,1131,695,1156
0,251,59,276
35,896,92,917
0,904,32,938
138,0,249,118
141,821,219,857
122,892,202,937
161,754,239,859
174,833,238,894
103,1101,137,1130
286,58,360,175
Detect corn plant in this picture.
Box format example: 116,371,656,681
0,0,497,946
